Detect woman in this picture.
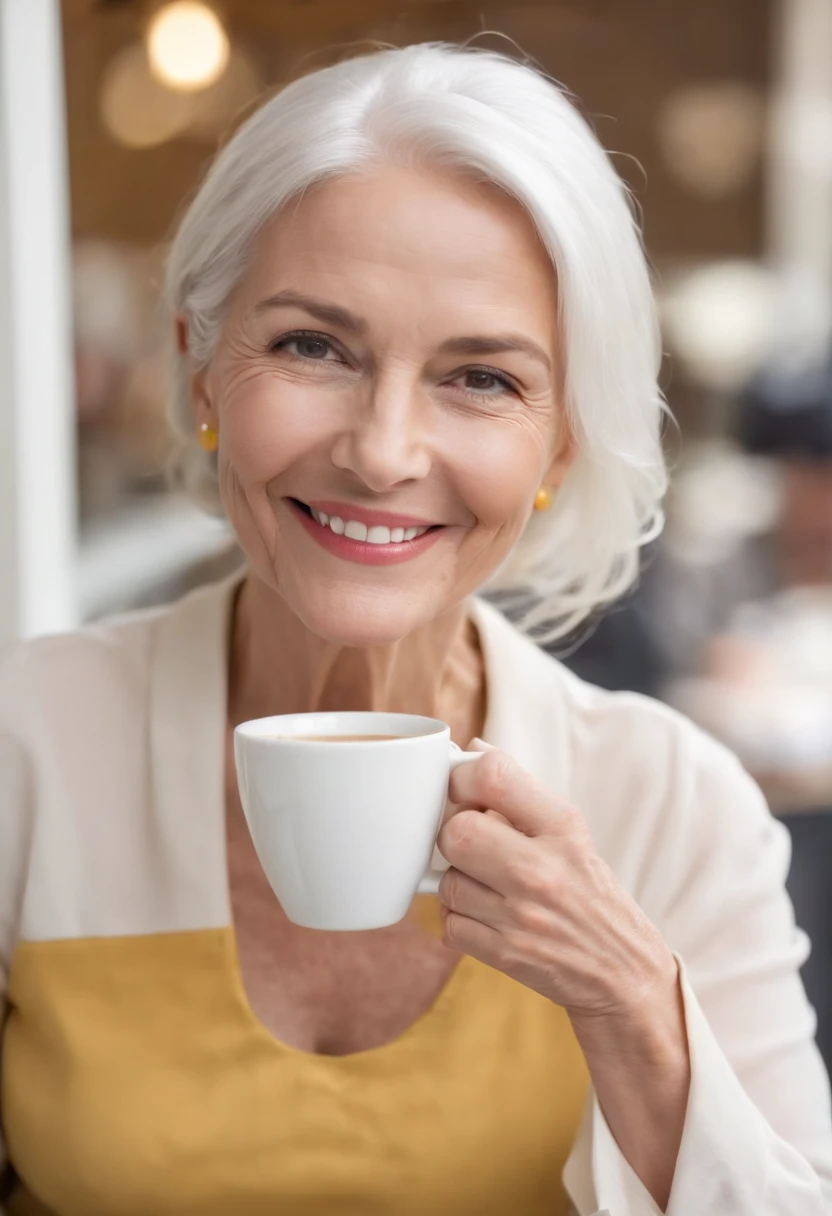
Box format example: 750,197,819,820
1,43,830,1216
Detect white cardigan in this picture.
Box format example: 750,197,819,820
1,573,831,1215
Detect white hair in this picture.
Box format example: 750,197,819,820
164,42,667,644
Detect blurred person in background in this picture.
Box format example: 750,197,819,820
669,353,832,810
1,44,831,1216
739,352,832,593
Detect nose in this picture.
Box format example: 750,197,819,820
330,370,432,492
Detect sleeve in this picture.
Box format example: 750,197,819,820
564,725,832,1216
0,658,36,1211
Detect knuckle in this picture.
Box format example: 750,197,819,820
494,936,519,970
506,851,554,902
504,849,531,887
526,865,554,903
562,801,587,835
514,899,552,937
510,856,554,904
442,912,464,948
479,749,514,803
558,800,591,847
440,809,480,856
438,868,462,908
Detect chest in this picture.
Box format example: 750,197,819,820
4,924,589,1216
225,778,461,1055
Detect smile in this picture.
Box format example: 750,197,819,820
287,499,446,566
309,506,431,546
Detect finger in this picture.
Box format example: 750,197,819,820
438,806,541,894
437,867,511,931
441,909,505,967
449,748,563,836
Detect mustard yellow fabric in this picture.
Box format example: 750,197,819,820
3,901,589,1216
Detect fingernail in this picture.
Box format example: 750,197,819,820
469,737,492,750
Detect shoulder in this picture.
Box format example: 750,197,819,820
0,602,168,739
476,599,773,900
560,667,782,920
477,595,738,788
0,611,171,975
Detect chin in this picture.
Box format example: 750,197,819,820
290,585,438,648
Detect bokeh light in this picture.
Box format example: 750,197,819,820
147,2,230,93
657,82,765,199
100,42,194,149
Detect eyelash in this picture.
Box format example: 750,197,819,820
269,330,518,399
269,330,343,361
456,367,517,400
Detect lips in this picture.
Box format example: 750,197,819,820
287,498,446,566
311,507,431,546
290,499,441,546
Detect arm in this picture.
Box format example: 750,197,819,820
568,955,689,1212
438,739,832,1215
566,732,832,1216
438,744,691,1206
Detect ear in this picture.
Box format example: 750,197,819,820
544,414,577,490
174,314,189,355
174,313,216,429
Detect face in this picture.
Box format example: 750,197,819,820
189,164,572,645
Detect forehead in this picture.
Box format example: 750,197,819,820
237,165,558,331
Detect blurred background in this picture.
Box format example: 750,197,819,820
1,3,831,817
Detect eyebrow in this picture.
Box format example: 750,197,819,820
253,290,367,335
254,290,552,373
437,334,552,373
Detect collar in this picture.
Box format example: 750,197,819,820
147,574,569,923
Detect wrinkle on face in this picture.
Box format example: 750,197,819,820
188,163,573,722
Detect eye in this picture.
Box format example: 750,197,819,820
454,367,516,397
270,330,341,362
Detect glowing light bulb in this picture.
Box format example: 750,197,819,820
147,2,229,93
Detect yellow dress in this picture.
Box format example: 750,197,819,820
3,897,589,1215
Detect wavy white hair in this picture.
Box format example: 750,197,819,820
164,42,667,644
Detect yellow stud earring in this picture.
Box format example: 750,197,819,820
533,487,551,511
198,422,219,453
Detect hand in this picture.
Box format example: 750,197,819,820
438,745,691,1210
437,744,678,1023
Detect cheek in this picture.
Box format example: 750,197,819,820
455,423,544,530
218,373,331,488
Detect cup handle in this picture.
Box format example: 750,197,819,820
417,745,483,895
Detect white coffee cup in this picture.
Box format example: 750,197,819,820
233,711,482,930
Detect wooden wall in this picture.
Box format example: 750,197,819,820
62,0,770,260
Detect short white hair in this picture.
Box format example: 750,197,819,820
164,42,667,643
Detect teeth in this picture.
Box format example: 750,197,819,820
344,520,368,542
310,507,431,544
367,526,391,545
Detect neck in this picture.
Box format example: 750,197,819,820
228,575,486,746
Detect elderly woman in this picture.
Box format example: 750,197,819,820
1,43,830,1216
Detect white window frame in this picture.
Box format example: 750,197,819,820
0,0,76,646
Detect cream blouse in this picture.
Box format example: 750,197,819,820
1,573,831,1215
